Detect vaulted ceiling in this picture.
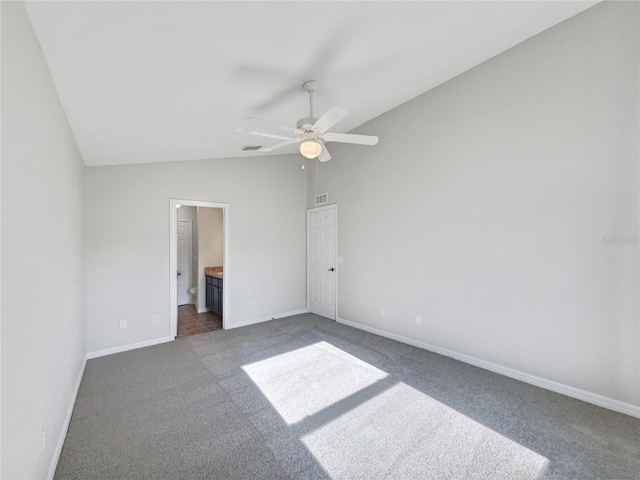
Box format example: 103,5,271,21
25,1,597,166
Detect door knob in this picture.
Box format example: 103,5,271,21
177,272,182,276
328,267,335,272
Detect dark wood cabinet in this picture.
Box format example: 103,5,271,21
205,283,212,311
205,275,223,317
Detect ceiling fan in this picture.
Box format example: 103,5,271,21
247,80,379,162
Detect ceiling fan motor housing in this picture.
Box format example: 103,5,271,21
296,117,318,132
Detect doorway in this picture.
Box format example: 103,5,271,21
307,204,338,320
170,199,229,338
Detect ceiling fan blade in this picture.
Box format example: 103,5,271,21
253,84,299,113
313,106,349,133
246,117,304,136
259,137,302,152
317,140,332,162
248,131,294,141
234,64,293,84
323,132,379,146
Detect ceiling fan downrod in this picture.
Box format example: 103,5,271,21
303,80,318,119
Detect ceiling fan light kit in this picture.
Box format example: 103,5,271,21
300,139,323,159
247,80,379,162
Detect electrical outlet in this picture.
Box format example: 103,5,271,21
416,315,422,325
42,425,47,451
120,319,128,329
380,307,385,316
152,314,159,324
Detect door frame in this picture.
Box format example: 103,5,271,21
170,198,229,337
306,203,338,320
177,218,193,306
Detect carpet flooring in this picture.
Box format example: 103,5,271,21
55,314,640,479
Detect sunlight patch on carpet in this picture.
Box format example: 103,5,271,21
242,341,388,425
300,382,549,479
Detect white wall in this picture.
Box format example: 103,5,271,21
86,156,306,353
1,2,87,478
178,205,198,301
197,207,223,312
308,2,639,409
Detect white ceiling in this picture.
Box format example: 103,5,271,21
24,1,597,167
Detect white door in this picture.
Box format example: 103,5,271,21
177,220,192,306
308,205,337,320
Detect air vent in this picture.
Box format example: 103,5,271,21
241,145,262,151
315,193,328,206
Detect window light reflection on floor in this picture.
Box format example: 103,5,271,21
243,341,549,478
300,381,549,479
242,341,388,425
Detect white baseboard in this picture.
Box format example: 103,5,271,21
227,309,308,330
197,307,207,314
48,355,87,479
337,316,640,419
87,336,174,359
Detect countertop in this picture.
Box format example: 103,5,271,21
204,266,223,279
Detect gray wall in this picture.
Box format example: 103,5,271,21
308,2,639,407
1,2,87,478
86,156,307,353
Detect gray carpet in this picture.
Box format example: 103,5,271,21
56,314,640,479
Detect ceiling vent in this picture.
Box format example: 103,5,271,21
241,145,262,151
